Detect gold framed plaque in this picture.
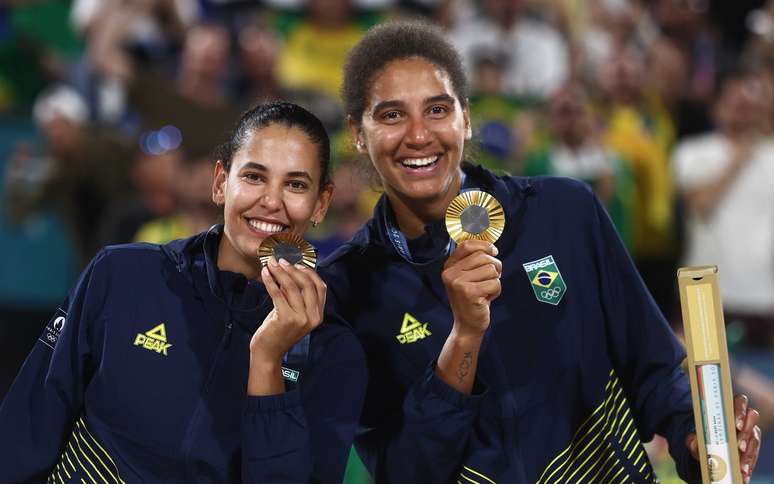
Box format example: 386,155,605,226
678,266,742,484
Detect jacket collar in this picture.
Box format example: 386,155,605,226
161,225,272,332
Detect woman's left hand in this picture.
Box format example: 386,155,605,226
685,394,762,483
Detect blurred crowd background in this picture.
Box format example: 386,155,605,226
2,0,774,481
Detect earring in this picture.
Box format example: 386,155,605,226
356,141,364,150
312,220,319,227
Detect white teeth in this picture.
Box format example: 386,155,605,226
249,219,284,233
401,156,438,167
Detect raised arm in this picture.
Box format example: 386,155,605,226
88,0,147,82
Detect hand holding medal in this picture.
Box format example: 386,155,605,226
250,232,324,391
436,189,505,394
441,190,504,340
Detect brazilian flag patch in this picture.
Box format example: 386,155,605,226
523,255,567,305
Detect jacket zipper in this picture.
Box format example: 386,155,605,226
181,321,233,481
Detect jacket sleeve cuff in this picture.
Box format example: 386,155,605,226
245,388,302,413
413,360,488,411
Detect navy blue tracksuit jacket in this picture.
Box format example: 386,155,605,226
319,164,702,483
0,226,366,482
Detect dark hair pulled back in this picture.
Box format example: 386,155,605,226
215,101,331,188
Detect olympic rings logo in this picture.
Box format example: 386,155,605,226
540,287,562,299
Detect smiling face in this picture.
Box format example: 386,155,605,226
212,123,332,278
352,57,471,224
714,77,764,135
550,83,593,147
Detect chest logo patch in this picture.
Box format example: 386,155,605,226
134,323,172,356
523,255,567,306
396,313,432,344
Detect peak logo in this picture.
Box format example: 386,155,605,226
396,313,432,344
133,323,172,356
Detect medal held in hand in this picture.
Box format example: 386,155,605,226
258,233,318,269
445,190,505,244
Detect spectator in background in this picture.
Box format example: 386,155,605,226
307,156,372,258
673,69,774,349
549,0,655,85
236,24,284,104
70,0,200,123
596,42,678,317
647,37,689,115
745,0,774,72
650,0,729,137
448,0,569,99
743,13,774,136
275,0,366,101
753,67,774,135
0,0,84,114
650,0,719,99
90,0,240,156
237,22,345,132
466,47,531,172
16,85,136,266
134,149,221,243
524,81,634,250
99,145,181,246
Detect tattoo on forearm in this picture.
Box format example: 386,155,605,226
457,351,473,384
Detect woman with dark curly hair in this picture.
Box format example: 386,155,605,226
319,21,762,483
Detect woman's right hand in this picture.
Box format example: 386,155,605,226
441,240,502,338
436,240,502,394
250,257,327,366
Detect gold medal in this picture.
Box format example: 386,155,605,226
445,190,505,244
257,233,317,269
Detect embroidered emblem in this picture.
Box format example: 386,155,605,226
396,313,432,344
523,255,567,305
281,367,300,382
133,323,172,356
39,308,67,350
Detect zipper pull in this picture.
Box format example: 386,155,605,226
223,321,233,347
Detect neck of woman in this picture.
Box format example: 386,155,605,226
216,234,260,281
388,173,462,239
